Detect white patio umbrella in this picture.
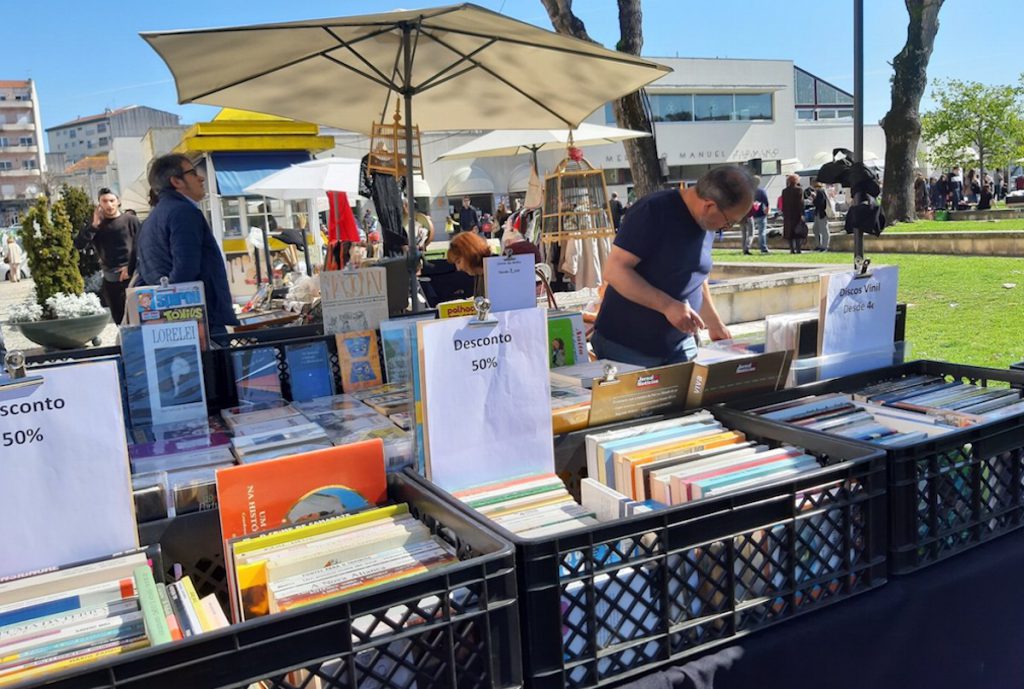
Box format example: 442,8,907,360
141,3,670,308
435,122,652,173
242,157,362,199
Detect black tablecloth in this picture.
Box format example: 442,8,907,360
622,528,1024,689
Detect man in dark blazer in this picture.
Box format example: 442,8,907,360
134,154,239,333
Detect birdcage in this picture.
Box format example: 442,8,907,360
366,105,423,179
539,146,615,243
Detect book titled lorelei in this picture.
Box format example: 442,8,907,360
121,320,207,429
320,267,388,335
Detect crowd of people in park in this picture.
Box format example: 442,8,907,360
917,166,1017,214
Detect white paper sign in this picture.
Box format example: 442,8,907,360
419,308,554,491
320,267,388,335
484,254,536,312
819,266,899,378
0,361,138,579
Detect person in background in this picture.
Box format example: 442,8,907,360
74,187,140,324
740,175,770,255
3,235,22,283
494,201,510,239
134,154,239,333
932,174,948,210
977,183,994,211
445,230,492,297
591,165,754,367
994,169,1004,200
914,175,929,214
457,196,480,235
812,182,830,252
948,167,964,208
781,174,805,254
609,192,624,231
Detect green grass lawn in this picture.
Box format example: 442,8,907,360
886,219,1024,233
714,248,1024,369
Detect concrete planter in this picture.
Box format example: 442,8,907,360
11,311,110,350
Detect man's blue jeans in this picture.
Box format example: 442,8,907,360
591,330,698,368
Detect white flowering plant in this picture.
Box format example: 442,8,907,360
6,290,106,323
7,300,44,324
45,292,106,320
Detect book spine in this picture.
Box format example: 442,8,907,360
0,614,144,671
132,566,172,646
199,595,229,630
179,577,212,633
154,584,183,641
270,541,453,602
0,598,138,643
0,578,136,627
164,583,196,638
0,638,148,686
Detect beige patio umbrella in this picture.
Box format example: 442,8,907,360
141,3,670,307
435,122,652,173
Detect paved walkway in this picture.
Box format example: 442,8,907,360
0,279,120,354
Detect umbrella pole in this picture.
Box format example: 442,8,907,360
402,24,421,313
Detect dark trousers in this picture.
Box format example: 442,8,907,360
102,278,129,325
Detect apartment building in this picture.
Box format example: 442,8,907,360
45,105,180,166
0,80,46,225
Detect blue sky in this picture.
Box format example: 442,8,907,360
8,0,1017,147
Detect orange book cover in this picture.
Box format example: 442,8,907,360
216,439,388,544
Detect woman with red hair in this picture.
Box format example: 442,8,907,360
446,231,492,297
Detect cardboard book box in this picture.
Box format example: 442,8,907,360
685,350,793,409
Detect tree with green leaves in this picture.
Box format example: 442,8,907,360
921,77,1024,180
20,195,85,310
59,184,102,284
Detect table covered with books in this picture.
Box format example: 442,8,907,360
5,252,1024,689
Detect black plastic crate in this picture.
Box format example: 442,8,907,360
409,407,887,689
19,471,521,689
722,359,1024,575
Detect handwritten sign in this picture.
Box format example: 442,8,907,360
818,266,899,378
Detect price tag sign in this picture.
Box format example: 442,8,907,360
418,308,554,491
0,360,137,578
818,265,899,378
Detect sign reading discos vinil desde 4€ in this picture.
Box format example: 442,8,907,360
418,308,554,492
0,360,137,579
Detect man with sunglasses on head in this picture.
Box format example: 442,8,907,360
592,165,755,367
134,154,239,333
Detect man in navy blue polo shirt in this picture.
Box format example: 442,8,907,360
592,165,755,367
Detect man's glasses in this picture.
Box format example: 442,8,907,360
177,168,199,179
713,201,745,231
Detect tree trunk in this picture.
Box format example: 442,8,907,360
540,0,662,199
880,0,944,223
